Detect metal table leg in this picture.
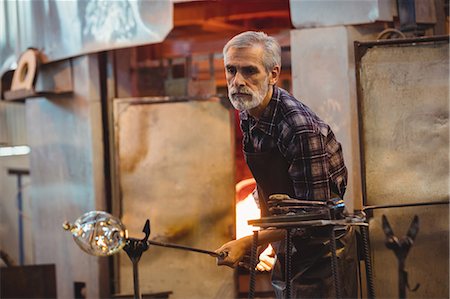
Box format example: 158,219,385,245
285,229,293,299
360,225,375,299
329,226,342,299
248,230,259,299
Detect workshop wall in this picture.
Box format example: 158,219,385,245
114,98,235,298
25,54,108,299
356,38,449,298
0,155,32,266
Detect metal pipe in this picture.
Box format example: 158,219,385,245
363,200,449,212
147,240,226,258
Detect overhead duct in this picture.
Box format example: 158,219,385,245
0,0,173,77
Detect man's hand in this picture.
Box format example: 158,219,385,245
215,230,284,270
215,236,252,268
256,244,275,272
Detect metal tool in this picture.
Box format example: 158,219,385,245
382,214,420,299
147,239,227,258
128,219,227,258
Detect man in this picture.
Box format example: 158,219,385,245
215,31,357,298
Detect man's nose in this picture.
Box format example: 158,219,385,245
232,71,245,86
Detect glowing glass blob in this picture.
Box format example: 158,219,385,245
64,211,128,256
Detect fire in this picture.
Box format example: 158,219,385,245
235,178,260,239
236,178,275,271
236,192,261,239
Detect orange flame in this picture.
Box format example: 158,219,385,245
236,178,275,271
235,178,260,239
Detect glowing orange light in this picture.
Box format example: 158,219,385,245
235,178,259,239
236,178,275,271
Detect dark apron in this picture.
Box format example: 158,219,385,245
244,147,357,299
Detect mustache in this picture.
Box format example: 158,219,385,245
229,86,253,95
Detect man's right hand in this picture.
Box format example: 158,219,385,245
214,236,252,268
215,229,284,269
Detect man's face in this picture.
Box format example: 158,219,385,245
224,46,271,111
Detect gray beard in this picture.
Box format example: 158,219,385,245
228,82,269,111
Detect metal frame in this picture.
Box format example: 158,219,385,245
247,217,372,299
353,35,450,208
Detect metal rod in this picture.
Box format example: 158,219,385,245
363,200,449,212
355,35,449,49
8,169,29,265
329,227,342,299
147,240,225,258
361,226,375,299
17,174,24,265
399,262,406,299
285,228,293,299
131,260,141,299
248,230,259,299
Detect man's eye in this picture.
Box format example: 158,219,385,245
242,67,258,76
226,66,236,75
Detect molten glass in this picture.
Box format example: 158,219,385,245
63,211,127,256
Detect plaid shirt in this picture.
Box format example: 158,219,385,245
240,86,347,201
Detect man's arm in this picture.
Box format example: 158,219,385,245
283,130,332,201
214,229,285,268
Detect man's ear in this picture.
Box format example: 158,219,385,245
269,65,281,85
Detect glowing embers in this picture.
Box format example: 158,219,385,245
63,211,128,256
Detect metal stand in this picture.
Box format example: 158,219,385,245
123,221,151,299
122,219,227,299
382,215,420,298
361,200,448,298
248,216,373,299
7,169,30,266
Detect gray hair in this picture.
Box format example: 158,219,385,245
223,31,281,73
